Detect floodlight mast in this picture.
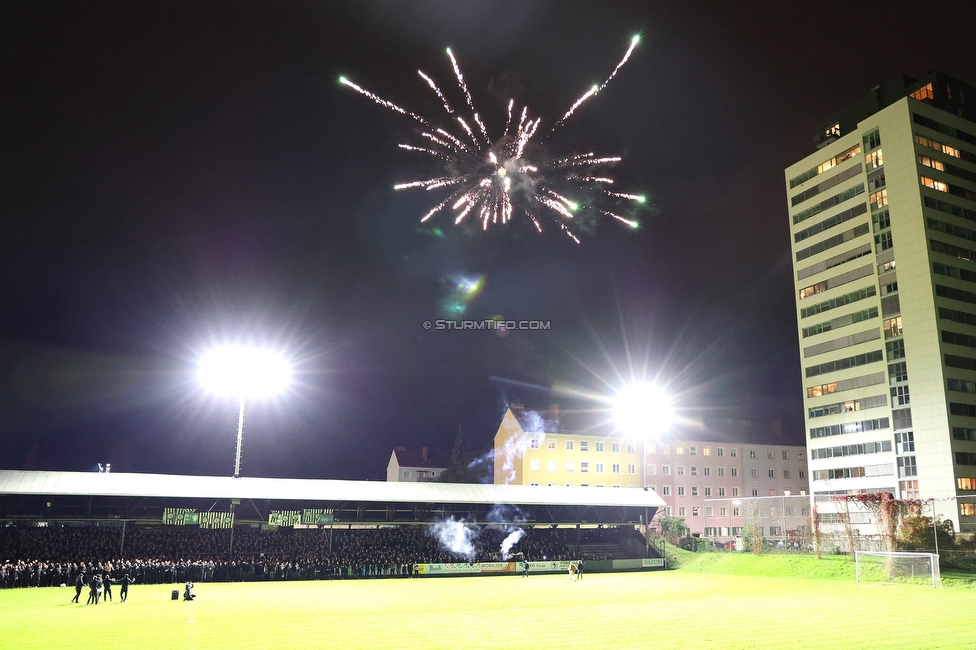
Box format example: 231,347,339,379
614,382,674,552
233,396,246,479
198,345,290,479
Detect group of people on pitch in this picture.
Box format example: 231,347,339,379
71,565,136,604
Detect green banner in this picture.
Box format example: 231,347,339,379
162,508,199,525
268,510,302,527
301,509,334,525
198,511,235,529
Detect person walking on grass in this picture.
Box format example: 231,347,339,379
72,570,86,603
119,574,135,602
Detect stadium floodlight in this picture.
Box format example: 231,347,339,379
198,345,291,478
613,382,674,440
613,382,674,492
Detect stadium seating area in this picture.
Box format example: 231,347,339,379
0,523,601,587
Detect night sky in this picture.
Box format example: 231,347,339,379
3,1,975,480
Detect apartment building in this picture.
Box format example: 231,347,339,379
785,72,976,533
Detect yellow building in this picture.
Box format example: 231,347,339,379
493,406,642,488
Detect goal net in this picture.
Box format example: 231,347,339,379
854,551,940,588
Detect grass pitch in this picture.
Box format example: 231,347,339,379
2,570,974,650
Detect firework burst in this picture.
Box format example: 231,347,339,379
339,35,645,242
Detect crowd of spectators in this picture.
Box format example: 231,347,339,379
1,523,581,588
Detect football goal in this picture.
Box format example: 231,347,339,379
854,551,941,588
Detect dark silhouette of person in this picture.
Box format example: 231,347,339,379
119,574,135,602
87,575,102,605
522,560,529,577
183,581,195,601
577,559,584,580
102,571,116,602
72,571,86,603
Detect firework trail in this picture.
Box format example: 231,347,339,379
340,35,645,242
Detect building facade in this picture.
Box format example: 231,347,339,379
493,406,808,542
386,446,451,482
785,72,976,533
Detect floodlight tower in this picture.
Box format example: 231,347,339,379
198,345,291,478
614,382,674,554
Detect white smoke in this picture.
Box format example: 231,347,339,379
487,504,528,560
500,528,525,559
497,409,547,484
428,517,478,561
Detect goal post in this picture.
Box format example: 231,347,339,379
854,551,941,588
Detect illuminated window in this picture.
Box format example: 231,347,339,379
865,149,884,170
547,440,557,450
915,134,961,158
961,503,976,516
910,83,934,101
870,189,888,210
676,446,684,455
703,447,711,456
959,477,976,490
922,176,949,192
884,317,903,338
919,155,945,172
769,489,776,496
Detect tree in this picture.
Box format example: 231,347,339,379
658,515,689,545
437,427,490,483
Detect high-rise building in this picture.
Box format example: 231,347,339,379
785,72,976,533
